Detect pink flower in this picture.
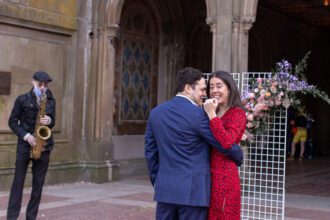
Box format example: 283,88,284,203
257,77,262,84
248,93,255,99
255,103,268,111
257,95,265,102
241,134,247,141
252,111,260,117
267,100,274,106
246,122,254,128
247,113,254,121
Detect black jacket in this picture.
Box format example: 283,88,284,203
8,88,56,152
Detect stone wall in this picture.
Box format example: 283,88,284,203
0,0,77,30
0,0,117,191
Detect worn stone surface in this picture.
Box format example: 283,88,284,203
0,157,330,219
0,1,77,30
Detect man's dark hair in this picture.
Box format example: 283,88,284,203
207,70,245,109
175,67,203,93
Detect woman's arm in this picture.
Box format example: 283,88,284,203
210,108,246,149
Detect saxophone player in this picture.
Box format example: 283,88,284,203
7,71,56,220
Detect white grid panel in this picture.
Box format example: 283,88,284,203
202,73,211,81
202,72,240,91
240,72,286,220
203,72,287,220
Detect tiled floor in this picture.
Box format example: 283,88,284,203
0,177,156,220
0,156,329,219
285,156,330,220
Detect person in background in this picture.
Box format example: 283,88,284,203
288,111,307,161
305,113,315,159
286,106,297,157
145,67,243,220
7,71,56,220
203,71,246,220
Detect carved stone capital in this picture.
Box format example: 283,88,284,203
232,16,240,32
206,17,217,33
241,17,255,34
106,24,120,38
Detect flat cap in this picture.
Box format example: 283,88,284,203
33,71,52,82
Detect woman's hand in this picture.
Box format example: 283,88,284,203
203,98,218,120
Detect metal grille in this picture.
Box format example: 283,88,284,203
240,72,286,220
202,72,240,89
203,72,286,220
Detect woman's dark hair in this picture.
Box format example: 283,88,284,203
175,67,203,93
207,71,245,110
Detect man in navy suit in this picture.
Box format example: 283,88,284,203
145,67,243,220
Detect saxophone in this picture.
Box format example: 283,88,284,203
31,92,52,160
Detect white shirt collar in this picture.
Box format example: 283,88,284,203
176,94,198,106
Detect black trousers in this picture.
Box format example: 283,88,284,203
7,150,50,220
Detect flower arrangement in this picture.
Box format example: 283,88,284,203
241,52,330,145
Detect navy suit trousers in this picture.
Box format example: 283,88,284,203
156,202,208,220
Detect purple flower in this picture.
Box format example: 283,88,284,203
242,90,250,100
283,60,291,70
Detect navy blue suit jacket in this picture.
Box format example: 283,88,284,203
145,96,243,207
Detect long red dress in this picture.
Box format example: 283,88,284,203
208,106,246,220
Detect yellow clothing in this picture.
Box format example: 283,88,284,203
292,127,307,143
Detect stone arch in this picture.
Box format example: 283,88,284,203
103,0,187,53
100,0,211,111
241,0,259,19
107,0,125,27
95,1,110,27
112,0,163,135
205,0,216,19
91,0,225,177
186,12,212,72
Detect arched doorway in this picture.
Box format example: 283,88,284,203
112,0,212,135
106,0,211,177
113,0,159,135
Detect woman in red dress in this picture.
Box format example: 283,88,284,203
203,71,246,220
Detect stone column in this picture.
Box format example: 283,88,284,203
105,25,120,180
165,40,185,99
212,0,233,72
237,18,255,72
106,25,118,133
231,18,240,72
206,17,217,72
81,24,120,182
206,0,233,71
94,24,118,141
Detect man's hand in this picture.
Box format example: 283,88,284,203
229,144,244,166
25,134,37,146
40,115,51,125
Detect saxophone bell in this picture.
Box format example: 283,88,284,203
36,125,51,140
